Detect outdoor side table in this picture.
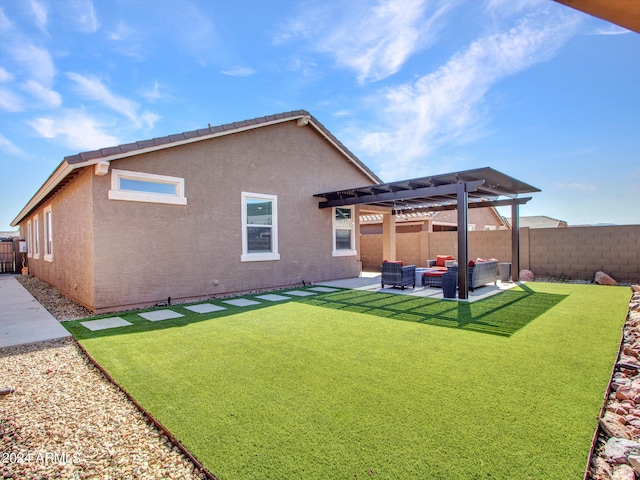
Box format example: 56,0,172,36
499,263,512,282
415,268,428,287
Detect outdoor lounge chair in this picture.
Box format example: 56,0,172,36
381,261,416,290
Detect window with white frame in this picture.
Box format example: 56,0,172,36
44,205,53,262
332,207,357,256
108,169,187,205
33,214,40,259
26,220,32,258
241,192,279,262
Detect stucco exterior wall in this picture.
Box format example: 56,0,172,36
89,121,373,311
19,168,95,308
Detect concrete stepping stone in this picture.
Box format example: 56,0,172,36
222,298,261,307
81,317,132,331
255,294,290,302
284,290,316,297
184,304,227,314
308,287,340,292
139,309,185,322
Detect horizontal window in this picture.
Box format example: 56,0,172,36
108,169,187,205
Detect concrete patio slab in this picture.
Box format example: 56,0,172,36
80,317,132,331
222,299,261,307
0,275,71,349
283,290,316,297
307,287,340,293
184,303,227,314
255,294,291,302
317,272,521,302
139,309,185,322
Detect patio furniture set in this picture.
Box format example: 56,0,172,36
381,255,500,292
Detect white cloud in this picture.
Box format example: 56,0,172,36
595,25,630,35
0,133,24,156
66,73,158,129
66,0,99,33
277,0,452,84
10,43,56,86
0,67,14,82
21,80,61,108
29,111,118,151
0,87,24,112
29,0,48,33
355,10,581,180
556,182,596,191
221,66,256,77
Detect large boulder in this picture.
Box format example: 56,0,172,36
596,271,619,286
519,269,535,281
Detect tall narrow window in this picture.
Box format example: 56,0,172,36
33,215,40,259
333,207,356,256
44,205,53,262
241,192,279,262
26,220,32,258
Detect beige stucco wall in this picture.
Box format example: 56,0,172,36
88,121,373,311
19,168,95,308
361,225,640,283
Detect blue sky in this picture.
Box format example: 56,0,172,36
1,0,639,231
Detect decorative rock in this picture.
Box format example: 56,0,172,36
612,464,635,480
593,457,614,480
600,415,633,440
603,438,640,463
616,386,637,401
596,271,619,286
519,269,535,281
628,455,640,474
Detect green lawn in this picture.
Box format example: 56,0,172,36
66,283,630,479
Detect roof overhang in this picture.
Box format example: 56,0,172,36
314,167,539,214
554,0,640,33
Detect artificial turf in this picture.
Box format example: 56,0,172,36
67,282,631,479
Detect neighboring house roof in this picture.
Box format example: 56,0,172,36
0,231,19,239
516,215,568,229
12,110,381,227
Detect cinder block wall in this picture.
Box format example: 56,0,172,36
528,226,639,282
360,225,639,283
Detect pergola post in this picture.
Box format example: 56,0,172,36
382,211,396,262
511,201,520,282
456,183,469,300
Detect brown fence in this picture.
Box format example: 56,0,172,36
360,225,640,283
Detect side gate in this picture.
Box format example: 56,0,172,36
0,239,23,274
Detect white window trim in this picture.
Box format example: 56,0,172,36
241,192,279,262
26,220,32,258
332,206,357,257
108,169,187,205
44,205,53,262
33,214,40,260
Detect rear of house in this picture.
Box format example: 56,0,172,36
12,111,380,313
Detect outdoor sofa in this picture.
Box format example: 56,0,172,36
446,260,499,291
422,257,499,291
381,261,416,290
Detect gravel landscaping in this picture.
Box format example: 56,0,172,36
1,276,207,479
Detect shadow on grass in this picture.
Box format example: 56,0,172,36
298,284,567,337
63,285,567,341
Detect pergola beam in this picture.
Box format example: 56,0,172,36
392,196,532,215
317,180,485,209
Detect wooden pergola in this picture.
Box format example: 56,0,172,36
315,167,540,300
